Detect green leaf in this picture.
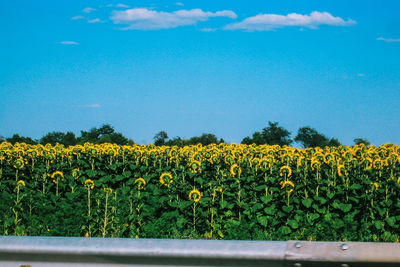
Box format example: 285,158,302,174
260,195,273,204
122,171,132,178
264,205,276,215
327,192,335,199
282,205,293,213
257,216,268,227
374,220,384,230
279,226,292,235
385,217,396,227
302,198,312,208
254,185,266,191
287,219,299,229
86,170,97,178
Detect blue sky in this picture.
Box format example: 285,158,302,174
1,0,399,145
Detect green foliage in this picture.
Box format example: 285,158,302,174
354,138,371,146
241,121,292,146
6,134,37,145
295,127,341,148
1,142,399,241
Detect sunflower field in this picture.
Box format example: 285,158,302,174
1,141,400,241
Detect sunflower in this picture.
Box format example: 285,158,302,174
189,160,201,173
397,177,400,186
189,189,201,202
279,180,295,194
103,187,113,194
230,164,242,177
373,159,383,169
362,158,372,170
84,179,95,190
160,173,173,185
279,166,292,177
13,158,24,169
51,171,64,184
17,180,26,188
337,164,346,177
134,178,146,190
71,168,80,179
370,182,379,191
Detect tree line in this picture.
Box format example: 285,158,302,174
0,122,371,148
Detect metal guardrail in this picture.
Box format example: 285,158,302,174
0,236,400,267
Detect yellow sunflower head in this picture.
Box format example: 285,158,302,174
134,177,146,190
160,173,173,186
51,171,64,184
84,179,95,190
189,189,201,202
230,164,242,177
71,168,80,179
337,164,346,177
17,180,26,188
279,166,292,177
13,158,25,169
103,187,113,195
279,180,295,194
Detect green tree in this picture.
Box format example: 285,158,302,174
40,132,66,145
186,133,221,146
154,131,169,146
294,126,341,148
241,121,292,146
354,138,371,146
6,134,37,145
78,124,129,145
62,132,77,146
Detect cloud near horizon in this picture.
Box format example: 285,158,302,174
376,37,400,43
59,41,79,45
224,11,356,31
110,8,237,30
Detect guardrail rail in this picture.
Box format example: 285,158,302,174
1,236,400,266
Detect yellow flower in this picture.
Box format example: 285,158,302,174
51,171,64,184
373,159,383,169
189,160,202,173
397,177,400,186
160,173,173,185
103,187,113,194
13,158,24,169
84,179,95,190
337,165,346,177
311,160,321,171
280,180,295,194
362,158,372,170
17,180,26,188
72,168,80,179
230,164,242,177
279,166,292,177
134,178,146,190
189,189,201,202
370,182,379,191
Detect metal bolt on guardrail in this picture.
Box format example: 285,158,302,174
1,236,400,267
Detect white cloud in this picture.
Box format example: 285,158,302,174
376,37,400,43
110,8,237,30
59,41,79,45
224,11,356,31
175,2,184,6
88,18,101,23
83,7,96,14
116,3,130,8
357,73,366,77
71,15,85,20
200,28,217,32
